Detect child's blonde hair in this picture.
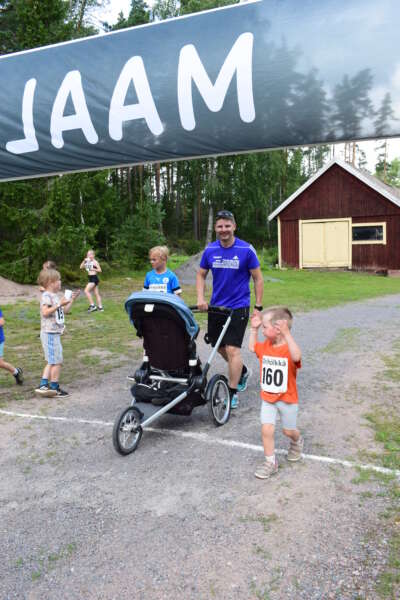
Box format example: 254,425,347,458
86,249,95,257
37,269,61,289
262,306,293,329
149,245,169,261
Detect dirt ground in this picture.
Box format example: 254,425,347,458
0,276,40,304
1,294,400,599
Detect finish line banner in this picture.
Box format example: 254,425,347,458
0,0,399,181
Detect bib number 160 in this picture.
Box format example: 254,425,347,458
261,356,288,394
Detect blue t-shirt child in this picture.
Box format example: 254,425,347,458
0,308,5,344
199,237,260,309
143,269,181,294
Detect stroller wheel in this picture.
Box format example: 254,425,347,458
206,374,231,426
112,406,143,455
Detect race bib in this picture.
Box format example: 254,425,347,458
85,260,94,272
149,283,167,293
261,355,288,394
55,306,65,326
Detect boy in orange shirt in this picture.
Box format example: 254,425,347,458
249,306,303,479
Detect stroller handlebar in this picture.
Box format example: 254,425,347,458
188,304,233,316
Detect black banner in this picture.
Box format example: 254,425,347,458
0,0,399,181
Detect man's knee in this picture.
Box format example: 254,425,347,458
224,344,241,359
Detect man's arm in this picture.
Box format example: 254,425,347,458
250,267,264,313
196,268,209,310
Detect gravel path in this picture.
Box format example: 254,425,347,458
1,294,400,599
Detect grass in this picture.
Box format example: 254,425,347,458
1,265,400,404
321,327,362,354
259,268,400,312
354,360,400,599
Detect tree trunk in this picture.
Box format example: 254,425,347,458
205,203,214,245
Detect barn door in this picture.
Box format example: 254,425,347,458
300,219,352,268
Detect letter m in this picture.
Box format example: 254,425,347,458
178,32,255,131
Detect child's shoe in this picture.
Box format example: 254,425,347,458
287,436,304,462
54,388,70,398
237,366,252,392
88,304,97,313
254,458,278,479
14,367,24,385
97,306,104,312
34,385,57,397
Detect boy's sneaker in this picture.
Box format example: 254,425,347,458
14,367,24,385
237,366,252,392
254,459,278,479
54,388,70,398
230,393,239,409
88,305,97,313
287,436,304,462
34,385,57,398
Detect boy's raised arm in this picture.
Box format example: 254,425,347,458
249,313,261,353
275,320,302,362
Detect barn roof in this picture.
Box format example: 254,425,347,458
268,158,400,221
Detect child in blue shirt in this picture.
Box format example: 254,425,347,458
143,246,182,295
0,307,23,385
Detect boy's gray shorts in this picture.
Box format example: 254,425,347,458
40,332,63,365
260,401,298,429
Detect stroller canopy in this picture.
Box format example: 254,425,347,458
125,291,199,340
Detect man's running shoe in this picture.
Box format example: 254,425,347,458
230,393,239,409
237,366,252,392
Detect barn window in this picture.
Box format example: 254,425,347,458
352,222,386,244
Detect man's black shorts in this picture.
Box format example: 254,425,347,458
207,306,250,348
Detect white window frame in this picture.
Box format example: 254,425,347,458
352,222,386,245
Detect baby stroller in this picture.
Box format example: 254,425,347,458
112,291,233,455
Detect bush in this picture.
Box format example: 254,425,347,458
111,204,165,269
260,246,279,268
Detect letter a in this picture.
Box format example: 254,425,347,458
6,79,39,154
109,56,163,140
50,71,98,149
178,32,255,131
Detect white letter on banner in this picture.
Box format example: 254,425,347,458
6,79,39,154
50,71,98,149
178,32,255,131
109,56,163,139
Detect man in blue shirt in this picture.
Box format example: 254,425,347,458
196,210,264,408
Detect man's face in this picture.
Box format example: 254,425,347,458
215,218,236,244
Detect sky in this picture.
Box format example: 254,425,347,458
96,0,400,174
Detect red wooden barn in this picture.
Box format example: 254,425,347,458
268,158,400,272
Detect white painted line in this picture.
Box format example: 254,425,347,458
1,409,399,478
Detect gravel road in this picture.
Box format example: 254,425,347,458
1,293,400,600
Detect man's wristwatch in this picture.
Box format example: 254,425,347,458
254,305,263,311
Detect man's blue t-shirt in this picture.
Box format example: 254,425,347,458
143,269,181,294
0,308,4,344
199,238,260,308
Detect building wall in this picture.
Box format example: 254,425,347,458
280,164,400,270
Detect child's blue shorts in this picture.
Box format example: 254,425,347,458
40,332,63,365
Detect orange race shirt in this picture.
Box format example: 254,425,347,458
255,339,301,404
